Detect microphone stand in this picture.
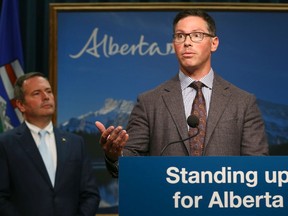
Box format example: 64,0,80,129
160,128,199,156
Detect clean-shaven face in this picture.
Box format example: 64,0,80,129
17,76,55,122
173,16,219,77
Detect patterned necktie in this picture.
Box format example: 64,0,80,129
38,130,55,186
188,81,207,156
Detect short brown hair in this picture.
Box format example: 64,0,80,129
14,72,47,102
173,9,216,36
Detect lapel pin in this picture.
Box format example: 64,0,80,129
62,137,66,142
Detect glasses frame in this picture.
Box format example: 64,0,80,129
173,32,216,43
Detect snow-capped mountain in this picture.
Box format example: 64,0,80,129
59,98,134,134
59,98,288,146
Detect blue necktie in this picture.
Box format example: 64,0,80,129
38,130,55,186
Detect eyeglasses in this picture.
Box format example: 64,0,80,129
173,32,215,43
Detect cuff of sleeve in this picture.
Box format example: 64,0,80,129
104,153,121,178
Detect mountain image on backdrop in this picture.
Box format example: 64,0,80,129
59,98,288,155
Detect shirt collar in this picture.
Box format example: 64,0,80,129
179,68,214,91
25,121,53,135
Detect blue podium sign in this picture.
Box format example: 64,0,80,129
119,156,288,216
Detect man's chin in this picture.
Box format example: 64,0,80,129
41,109,55,116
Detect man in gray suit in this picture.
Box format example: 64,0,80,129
95,9,269,177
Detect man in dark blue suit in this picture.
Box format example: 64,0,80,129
0,72,100,216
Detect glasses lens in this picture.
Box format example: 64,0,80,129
174,33,185,43
191,32,203,42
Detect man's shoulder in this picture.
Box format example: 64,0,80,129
139,75,179,97
0,123,26,137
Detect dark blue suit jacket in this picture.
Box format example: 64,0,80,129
0,123,100,216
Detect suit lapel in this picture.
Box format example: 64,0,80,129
204,74,231,150
18,124,70,188
54,129,69,187
161,76,190,154
17,123,52,185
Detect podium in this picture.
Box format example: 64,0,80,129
119,156,288,216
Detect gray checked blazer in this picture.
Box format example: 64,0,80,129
106,73,269,177
124,73,268,156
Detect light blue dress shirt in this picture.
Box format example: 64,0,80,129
179,69,214,122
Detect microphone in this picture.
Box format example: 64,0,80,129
187,115,199,128
160,115,199,156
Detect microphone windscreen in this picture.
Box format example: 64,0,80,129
187,115,199,128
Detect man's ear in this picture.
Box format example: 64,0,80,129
211,36,219,52
15,100,25,113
